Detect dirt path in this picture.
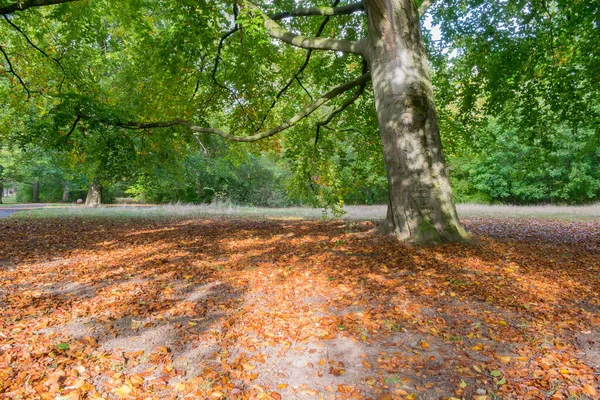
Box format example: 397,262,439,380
0,203,48,218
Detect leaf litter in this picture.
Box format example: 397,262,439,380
0,216,599,399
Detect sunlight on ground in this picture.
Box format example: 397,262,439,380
1,214,599,399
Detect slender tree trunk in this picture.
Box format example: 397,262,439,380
85,182,102,207
364,0,468,243
32,179,40,203
0,182,3,204
62,182,70,202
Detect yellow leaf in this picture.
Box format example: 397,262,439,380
277,384,288,389
472,365,482,373
243,363,256,371
583,384,597,396
115,384,132,398
130,375,144,386
420,340,430,349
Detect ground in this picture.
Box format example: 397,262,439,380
0,206,599,399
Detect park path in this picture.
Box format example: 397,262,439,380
0,204,48,218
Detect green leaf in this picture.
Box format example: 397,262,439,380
56,342,70,350
490,370,501,377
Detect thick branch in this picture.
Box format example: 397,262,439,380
245,1,366,55
0,0,78,15
0,44,30,99
256,0,340,131
270,3,364,20
418,0,435,16
318,76,367,128
118,72,371,142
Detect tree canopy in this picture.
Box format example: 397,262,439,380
0,0,599,235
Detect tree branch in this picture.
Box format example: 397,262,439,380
256,0,340,131
317,75,367,128
2,15,67,90
210,7,256,128
244,1,366,56
418,0,436,16
270,2,364,20
0,0,78,15
0,44,30,99
65,115,81,138
116,72,371,143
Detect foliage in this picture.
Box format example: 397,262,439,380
128,151,292,207
0,0,598,207
444,118,600,204
430,0,600,204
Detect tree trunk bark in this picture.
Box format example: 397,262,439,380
365,0,468,243
0,182,3,204
32,179,40,203
62,182,70,203
85,182,102,207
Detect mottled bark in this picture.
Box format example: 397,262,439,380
364,0,468,243
85,182,102,207
32,179,40,203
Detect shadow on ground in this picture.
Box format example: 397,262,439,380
0,216,599,399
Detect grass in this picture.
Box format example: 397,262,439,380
10,203,332,220
0,195,17,206
8,202,600,221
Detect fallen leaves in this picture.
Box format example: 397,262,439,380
0,216,599,399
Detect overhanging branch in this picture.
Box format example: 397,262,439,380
256,0,342,132
117,72,371,143
317,75,368,128
0,0,78,15
0,44,30,99
245,1,366,56
270,3,364,20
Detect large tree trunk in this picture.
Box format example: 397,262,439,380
365,0,468,243
32,179,40,203
85,182,102,207
62,182,70,203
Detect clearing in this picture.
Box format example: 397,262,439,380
0,206,599,399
